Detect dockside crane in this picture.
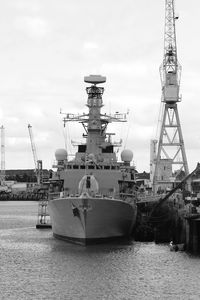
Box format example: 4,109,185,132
28,124,43,185
0,125,5,186
153,0,189,193
28,125,50,228
0,125,10,194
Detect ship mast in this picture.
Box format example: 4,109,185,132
84,75,106,154
153,0,189,192
62,75,127,155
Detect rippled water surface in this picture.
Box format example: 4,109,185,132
0,201,200,300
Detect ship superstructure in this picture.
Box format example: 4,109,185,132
48,75,137,245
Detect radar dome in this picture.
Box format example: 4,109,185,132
121,149,133,162
55,148,68,161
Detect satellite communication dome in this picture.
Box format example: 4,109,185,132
55,148,68,161
121,149,133,162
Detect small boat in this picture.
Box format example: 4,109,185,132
169,241,185,251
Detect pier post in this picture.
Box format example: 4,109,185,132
185,217,200,253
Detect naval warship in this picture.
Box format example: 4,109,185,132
48,75,137,245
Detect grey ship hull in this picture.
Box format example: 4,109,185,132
48,196,137,245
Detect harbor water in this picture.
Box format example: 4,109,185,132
0,201,200,300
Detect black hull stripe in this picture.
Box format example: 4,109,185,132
53,233,133,246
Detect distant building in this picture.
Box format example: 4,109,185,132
11,182,27,194
190,169,200,194
5,169,51,183
136,172,151,190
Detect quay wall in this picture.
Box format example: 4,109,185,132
135,194,200,254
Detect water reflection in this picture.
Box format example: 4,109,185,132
0,202,200,300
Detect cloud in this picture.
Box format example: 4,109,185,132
0,0,199,173
15,16,49,38
83,42,99,50
102,62,148,78
13,1,41,13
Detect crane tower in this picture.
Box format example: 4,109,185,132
0,125,5,185
153,0,189,192
28,124,43,184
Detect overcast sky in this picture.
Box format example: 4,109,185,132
0,0,200,172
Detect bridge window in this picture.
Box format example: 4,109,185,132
88,165,94,169
78,145,86,153
102,146,113,153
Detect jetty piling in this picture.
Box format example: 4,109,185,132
185,215,200,253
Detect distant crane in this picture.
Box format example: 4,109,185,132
153,0,189,192
28,124,43,185
0,125,5,185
